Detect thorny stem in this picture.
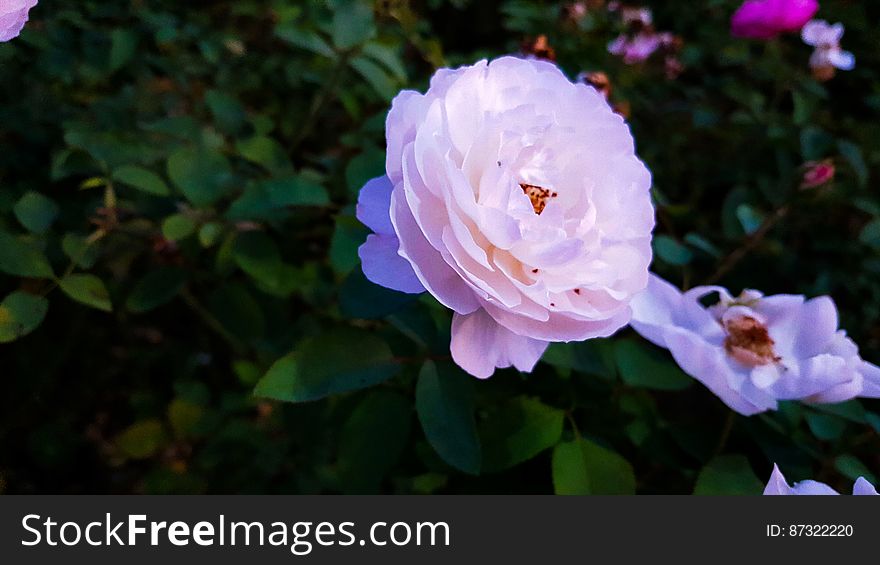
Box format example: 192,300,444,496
703,204,790,285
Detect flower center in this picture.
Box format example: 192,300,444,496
723,316,780,367
520,183,558,215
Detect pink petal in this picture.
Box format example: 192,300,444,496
450,309,548,379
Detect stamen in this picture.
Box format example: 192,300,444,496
723,316,781,367
520,183,557,215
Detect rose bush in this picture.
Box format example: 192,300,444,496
1,0,879,496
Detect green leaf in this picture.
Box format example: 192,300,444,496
331,0,376,50
0,231,54,279
198,222,224,248
329,216,370,274
416,362,481,475
337,391,411,493
805,412,846,441
653,235,693,266
614,339,692,391
112,166,170,196
552,438,636,495
62,233,100,268
345,146,386,194
254,327,400,403
109,29,138,71
168,399,204,440
232,231,298,297
167,147,233,206
262,176,329,207
207,283,266,342
350,56,398,101
0,292,49,343
361,42,407,82
126,268,186,313
59,274,112,312
275,26,334,57
834,454,876,484
205,89,247,135
236,136,292,175
479,397,564,473
736,204,764,235
162,214,197,241
13,192,60,234
115,420,167,460
339,269,417,319
860,219,880,249
693,455,763,495
837,140,868,188
542,339,616,379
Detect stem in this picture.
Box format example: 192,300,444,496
703,204,790,285
712,411,736,457
566,411,582,440
179,287,247,355
290,51,353,155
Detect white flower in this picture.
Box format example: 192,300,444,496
358,57,655,379
630,274,880,415
764,464,878,495
801,20,855,80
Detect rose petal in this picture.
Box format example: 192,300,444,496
450,308,549,379
358,234,425,294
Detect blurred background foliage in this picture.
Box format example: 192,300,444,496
1,0,879,495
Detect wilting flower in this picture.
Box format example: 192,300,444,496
561,2,589,23
802,20,855,81
764,465,878,495
521,34,557,62
608,32,665,64
358,57,655,378
731,0,818,39
630,275,880,415
578,71,613,100
800,159,835,189
607,6,682,72
0,0,37,42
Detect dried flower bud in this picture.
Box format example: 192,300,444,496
521,34,557,62
579,71,613,99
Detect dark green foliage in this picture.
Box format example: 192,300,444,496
1,0,879,495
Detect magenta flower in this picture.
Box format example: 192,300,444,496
357,57,655,378
630,275,880,415
0,0,37,42
731,0,818,40
764,464,878,495
800,159,835,189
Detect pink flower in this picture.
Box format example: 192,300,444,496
731,0,818,40
357,57,655,378
800,159,835,189
802,20,855,81
0,0,37,42
764,464,878,495
608,32,663,64
630,275,880,415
